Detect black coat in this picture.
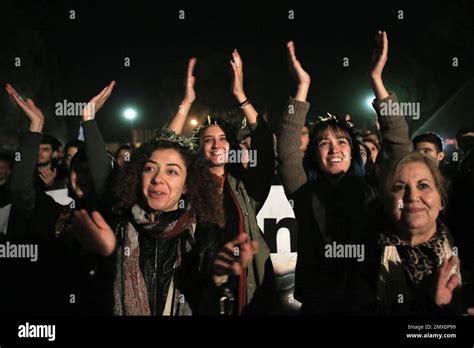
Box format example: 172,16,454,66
292,174,379,315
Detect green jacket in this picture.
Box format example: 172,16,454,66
225,115,275,305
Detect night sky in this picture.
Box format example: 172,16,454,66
1,0,473,147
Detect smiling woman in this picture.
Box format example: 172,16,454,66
70,137,227,316
110,140,222,225
377,152,463,314
142,149,188,214
277,35,413,315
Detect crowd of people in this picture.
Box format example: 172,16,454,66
0,31,473,316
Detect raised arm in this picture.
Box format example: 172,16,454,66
369,31,389,100
230,50,275,202
287,41,311,102
82,81,115,198
369,31,410,160
277,41,310,195
230,49,258,125
168,58,197,134
5,84,44,212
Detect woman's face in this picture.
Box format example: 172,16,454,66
201,125,230,167
300,126,310,157
389,161,442,236
314,129,352,176
142,149,187,212
359,145,368,166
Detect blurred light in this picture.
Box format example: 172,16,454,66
365,96,374,108
190,118,198,127
123,108,137,120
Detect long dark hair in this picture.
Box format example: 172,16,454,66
69,149,94,200
196,118,240,154
110,140,224,226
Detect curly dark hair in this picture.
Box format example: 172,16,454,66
110,140,224,226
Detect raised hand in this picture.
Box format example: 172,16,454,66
368,31,389,100
168,58,197,134
435,256,461,306
71,209,116,257
5,83,44,133
287,41,310,101
369,31,388,81
229,49,258,124
213,233,259,285
287,41,311,85
38,167,57,187
82,81,116,121
183,57,197,104
230,49,246,103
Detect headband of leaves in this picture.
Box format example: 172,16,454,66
155,127,199,152
192,115,218,134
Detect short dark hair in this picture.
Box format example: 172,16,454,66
41,135,61,152
65,139,84,153
412,132,444,153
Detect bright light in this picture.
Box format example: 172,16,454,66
123,108,137,120
365,96,374,108
190,118,198,127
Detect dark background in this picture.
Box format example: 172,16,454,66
1,0,473,147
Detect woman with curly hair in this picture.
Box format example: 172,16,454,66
73,134,258,316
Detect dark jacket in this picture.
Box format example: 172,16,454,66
219,115,275,312
107,215,225,316
446,149,474,309
3,120,111,315
277,94,411,315
376,224,465,315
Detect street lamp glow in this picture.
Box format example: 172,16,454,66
190,118,198,127
123,108,137,120
365,96,374,108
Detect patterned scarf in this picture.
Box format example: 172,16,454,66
113,203,196,316
379,226,448,285
377,222,461,310
130,204,196,240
